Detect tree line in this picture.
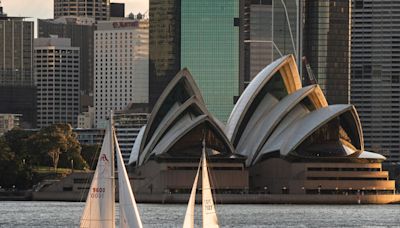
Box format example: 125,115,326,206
0,124,100,190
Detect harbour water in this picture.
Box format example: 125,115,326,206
0,201,399,227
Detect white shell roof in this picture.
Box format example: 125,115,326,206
236,85,318,166
128,125,146,165
134,68,236,166
358,151,386,160
225,55,292,141
280,105,355,156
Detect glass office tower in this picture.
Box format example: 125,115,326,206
303,0,351,105
181,0,240,122
149,0,181,110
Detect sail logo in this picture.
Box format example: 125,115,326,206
98,153,110,175
100,154,109,162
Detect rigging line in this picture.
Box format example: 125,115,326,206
273,41,284,57
204,138,220,205
79,141,102,202
279,0,297,57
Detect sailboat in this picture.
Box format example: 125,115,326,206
80,113,143,228
183,139,220,228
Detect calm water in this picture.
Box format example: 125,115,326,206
0,201,399,227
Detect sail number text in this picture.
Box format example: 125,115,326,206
90,187,105,198
204,199,214,211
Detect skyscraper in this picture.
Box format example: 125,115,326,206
0,10,36,128
303,0,351,104
181,0,240,122
54,0,110,21
149,0,181,110
351,0,400,162
34,37,80,128
240,0,301,92
38,17,96,112
110,3,125,18
94,19,149,128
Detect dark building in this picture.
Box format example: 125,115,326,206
0,86,36,128
54,0,110,21
0,16,33,86
240,0,301,94
303,0,351,104
0,11,36,128
110,3,125,18
38,18,96,112
149,0,181,110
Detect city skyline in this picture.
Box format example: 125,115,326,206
2,0,148,35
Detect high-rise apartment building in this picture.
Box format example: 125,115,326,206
114,112,149,164
181,0,240,122
303,0,351,104
38,17,96,112
94,19,149,128
54,0,110,21
149,0,181,110
240,0,301,91
34,37,80,128
351,0,400,162
0,10,36,128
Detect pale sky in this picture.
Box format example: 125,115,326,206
2,0,149,34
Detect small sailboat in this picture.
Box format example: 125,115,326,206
183,139,220,228
80,113,143,228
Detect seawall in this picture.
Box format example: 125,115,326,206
30,192,400,204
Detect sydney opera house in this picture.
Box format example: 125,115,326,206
128,55,396,197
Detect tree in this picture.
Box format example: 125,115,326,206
81,144,101,170
3,129,36,165
31,124,86,170
0,137,32,189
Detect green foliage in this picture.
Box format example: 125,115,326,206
0,123,90,189
0,137,32,189
30,124,88,170
81,144,101,170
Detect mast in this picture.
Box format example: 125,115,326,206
201,137,219,228
80,111,116,228
110,110,115,228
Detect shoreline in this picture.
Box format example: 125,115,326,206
2,191,400,204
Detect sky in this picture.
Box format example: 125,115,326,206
2,0,149,36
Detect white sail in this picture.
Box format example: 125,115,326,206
182,159,201,228
115,134,143,228
80,119,115,228
202,147,219,228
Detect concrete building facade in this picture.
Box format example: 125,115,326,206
34,37,80,128
94,19,149,128
77,106,95,128
54,0,110,21
114,112,149,164
38,17,96,112
0,10,36,128
351,0,400,163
